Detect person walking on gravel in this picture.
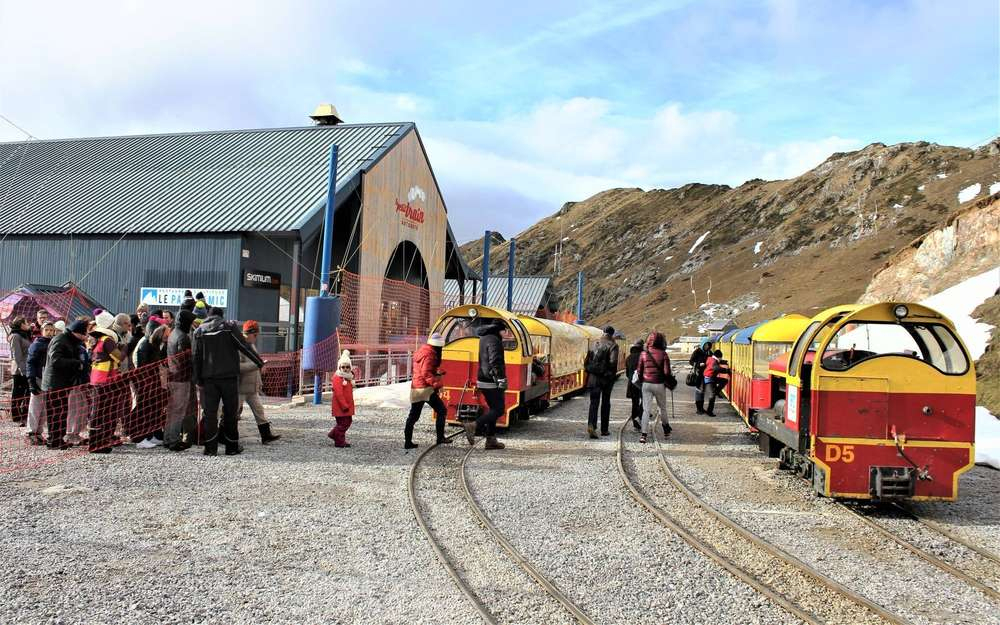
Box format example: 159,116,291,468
624,339,644,431
328,350,355,448
637,332,676,444
464,320,506,450
238,320,281,445
191,307,263,456
585,326,619,438
404,333,450,449
689,340,712,414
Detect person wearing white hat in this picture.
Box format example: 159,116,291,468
328,350,355,447
404,333,450,449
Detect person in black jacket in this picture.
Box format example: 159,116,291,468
165,309,197,451
624,340,644,431
464,320,506,450
42,320,89,449
689,341,713,414
191,308,263,456
585,326,620,438
25,322,55,445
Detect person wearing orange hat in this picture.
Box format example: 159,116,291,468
238,320,280,444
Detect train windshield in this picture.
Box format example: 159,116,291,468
437,316,525,353
821,321,969,375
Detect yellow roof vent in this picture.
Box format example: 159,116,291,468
309,103,344,126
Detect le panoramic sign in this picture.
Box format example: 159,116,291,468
243,269,281,290
140,287,228,308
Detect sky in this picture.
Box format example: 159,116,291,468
1,0,997,241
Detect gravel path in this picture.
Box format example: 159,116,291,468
909,469,1000,557
411,441,575,625
0,404,477,624
465,385,800,625
660,389,1000,625
623,423,891,625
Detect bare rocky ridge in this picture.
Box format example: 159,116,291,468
463,139,999,341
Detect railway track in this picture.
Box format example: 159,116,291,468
616,418,913,625
408,431,595,625
840,502,1000,603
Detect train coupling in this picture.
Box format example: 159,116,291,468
869,466,916,499
457,403,482,421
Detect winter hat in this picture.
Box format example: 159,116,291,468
195,292,205,300
54,320,66,332
175,309,195,333
427,332,445,347
243,320,260,334
604,325,615,337
338,349,353,368
68,319,89,335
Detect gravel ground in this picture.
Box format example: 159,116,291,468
659,389,1000,625
909,469,1000,557
0,404,477,625
624,423,886,625
3,377,997,625
411,442,575,625
466,384,800,625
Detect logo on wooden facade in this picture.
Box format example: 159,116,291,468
395,198,425,229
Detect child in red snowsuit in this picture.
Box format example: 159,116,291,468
329,350,355,448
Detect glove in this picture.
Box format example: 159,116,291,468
497,378,508,390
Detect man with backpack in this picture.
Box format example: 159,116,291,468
585,326,620,439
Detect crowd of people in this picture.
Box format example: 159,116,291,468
8,294,730,459
6,291,280,456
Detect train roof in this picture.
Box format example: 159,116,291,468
809,302,956,330
732,321,766,345
751,314,810,343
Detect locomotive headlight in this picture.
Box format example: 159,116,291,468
893,304,909,319
467,308,478,317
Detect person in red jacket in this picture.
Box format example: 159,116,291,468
404,333,449,450
329,350,355,448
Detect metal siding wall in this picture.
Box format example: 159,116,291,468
239,234,291,343
0,235,241,316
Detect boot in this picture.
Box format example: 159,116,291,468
203,442,218,456
587,426,598,439
436,436,453,445
463,420,476,445
225,442,244,456
695,398,705,414
484,436,505,450
404,441,418,450
705,396,716,417
662,422,672,437
258,423,281,444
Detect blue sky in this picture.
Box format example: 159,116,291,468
1,0,997,240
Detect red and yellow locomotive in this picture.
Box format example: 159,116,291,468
430,305,625,429
718,303,976,501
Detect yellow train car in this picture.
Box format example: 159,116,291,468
430,305,624,428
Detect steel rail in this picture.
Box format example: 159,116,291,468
840,503,1000,602
614,419,824,625
408,431,498,625
649,420,913,625
893,503,1000,566
460,445,597,625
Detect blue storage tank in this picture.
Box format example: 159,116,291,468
302,296,340,372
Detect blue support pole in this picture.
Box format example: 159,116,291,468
576,271,584,323
506,238,516,311
481,230,492,306
313,144,339,405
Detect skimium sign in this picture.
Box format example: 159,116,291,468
140,287,228,308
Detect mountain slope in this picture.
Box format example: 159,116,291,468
466,139,1000,340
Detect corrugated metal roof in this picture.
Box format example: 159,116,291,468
0,123,411,235
442,277,551,315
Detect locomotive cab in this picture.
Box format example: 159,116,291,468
763,303,976,501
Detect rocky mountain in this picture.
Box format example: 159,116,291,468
463,139,1000,343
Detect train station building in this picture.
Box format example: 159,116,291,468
0,108,476,351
